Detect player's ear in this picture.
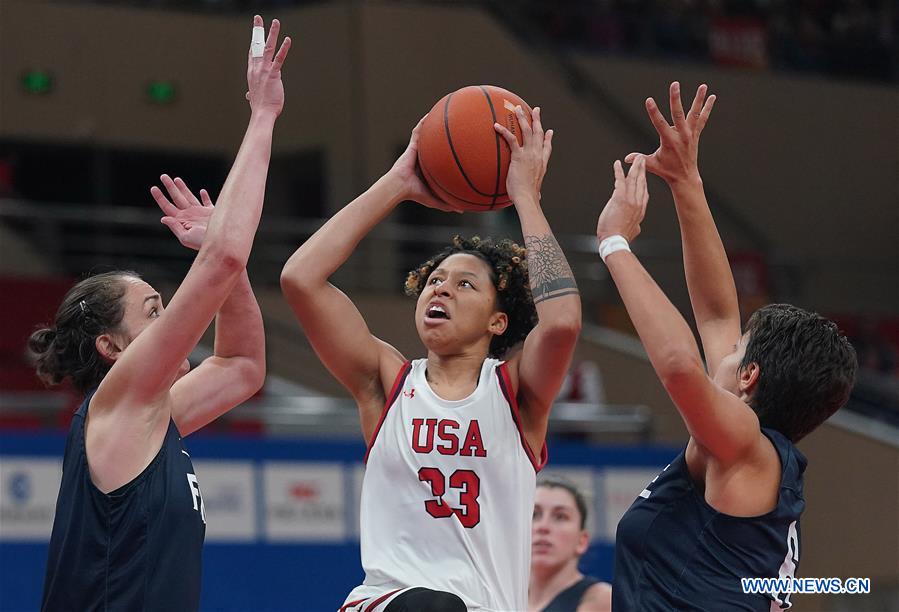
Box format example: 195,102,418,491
489,312,508,336
738,362,760,397
575,530,589,556
95,333,124,362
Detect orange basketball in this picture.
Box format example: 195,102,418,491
418,85,532,212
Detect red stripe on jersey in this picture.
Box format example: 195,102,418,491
339,598,366,612
364,589,402,612
364,361,413,464
496,362,548,472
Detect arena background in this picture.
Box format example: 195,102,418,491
0,1,896,610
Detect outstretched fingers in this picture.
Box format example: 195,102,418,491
263,19,280,63
623,155,640,195
271,36,291,73
159,174,191,209
688,84,707,123
248,16,290,72
627,149,663,177
624,151,649,164
669,81,686,129
150,185,179,218
199,189,214,208
173,177,202,207
627,154,646,177
696,93,716,133
248,15,264,60
613,159,626,188
632,155,648,209
625,156,637,203
645,97,672,138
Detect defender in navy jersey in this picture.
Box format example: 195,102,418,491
282,106,581,610
42,391,206,611
594,82,856,610
29,17,290,611
614,428,805,610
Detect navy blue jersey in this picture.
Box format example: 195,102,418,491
42,391,206,612
614,429,805,611
541,576,600,612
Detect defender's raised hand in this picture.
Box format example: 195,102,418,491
494,105,553,206
625,82,715,185
151,174,214,251
596,156,649,243
245,15,291,118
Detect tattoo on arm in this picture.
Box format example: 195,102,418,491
524,234,579,304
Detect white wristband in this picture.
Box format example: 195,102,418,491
598,235,631,263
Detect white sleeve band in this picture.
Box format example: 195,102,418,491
598,235,631,263
251,26,266,58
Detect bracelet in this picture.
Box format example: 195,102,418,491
598,235,631,262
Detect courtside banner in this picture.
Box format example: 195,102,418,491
0,457,62,540
192,460,257,542
263,462,345,542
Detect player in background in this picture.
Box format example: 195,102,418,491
595,82,857,610
529,474,611,612
31,17,289,611
281,105,581,611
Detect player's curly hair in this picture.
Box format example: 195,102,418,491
404,235,537,358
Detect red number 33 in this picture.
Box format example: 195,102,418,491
418,467,481,528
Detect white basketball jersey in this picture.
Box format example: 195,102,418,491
345,358,546,611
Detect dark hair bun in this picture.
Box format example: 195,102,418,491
28,327,57,353
27,327,64,386
27,271,139,392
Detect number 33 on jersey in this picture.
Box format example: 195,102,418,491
353,358,547,610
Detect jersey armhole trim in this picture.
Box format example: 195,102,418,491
496,362,548,472
82,392,170,498
339,598,366,612
364,361,413,464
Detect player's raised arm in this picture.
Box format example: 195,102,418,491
596,157,759,463
280,118,450,439
151,179,265,436
94,16,289,411
625,82,739,376
494,106,582,449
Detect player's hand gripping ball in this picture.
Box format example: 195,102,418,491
418,85,532,212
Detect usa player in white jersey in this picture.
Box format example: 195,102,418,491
281,105,581,611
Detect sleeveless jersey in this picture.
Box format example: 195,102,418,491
613,428,806,611
541,576,600,612
346,358,547,611
42,390,207,612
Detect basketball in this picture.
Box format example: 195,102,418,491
418,85,532,212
